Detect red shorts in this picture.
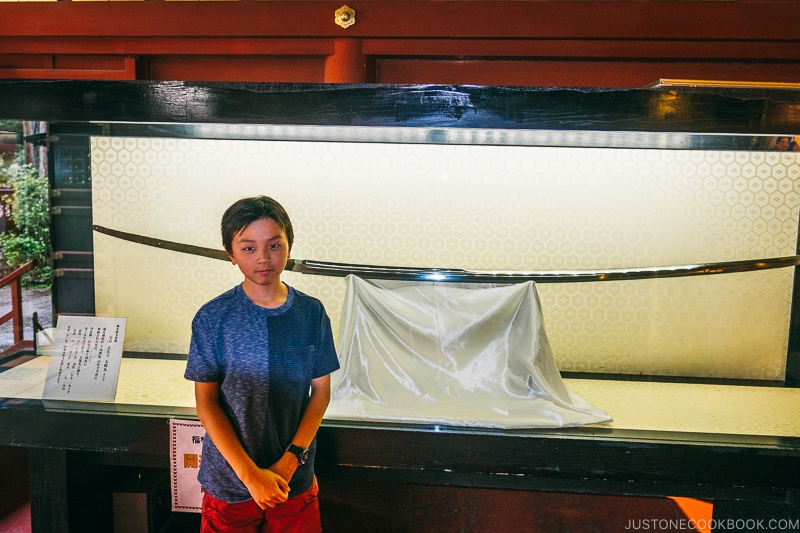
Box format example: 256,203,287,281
200,477,321,533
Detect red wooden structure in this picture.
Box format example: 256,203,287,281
0,261,33,356
0,1,799,87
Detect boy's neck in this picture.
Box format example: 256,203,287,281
241,279,289,309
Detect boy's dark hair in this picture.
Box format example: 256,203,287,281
221,196,294,253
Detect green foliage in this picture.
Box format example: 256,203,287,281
0,162,51,287
0,121,23,134
0,121,23,181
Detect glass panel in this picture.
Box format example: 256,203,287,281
0,121,53,352
53,136,91,189
90,133,800,380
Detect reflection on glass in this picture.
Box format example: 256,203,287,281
89,131,799,381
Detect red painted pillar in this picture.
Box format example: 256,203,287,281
324,39,372,83
10,277,22,344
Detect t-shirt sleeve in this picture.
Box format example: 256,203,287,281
313,308,340,379
184,310,221,382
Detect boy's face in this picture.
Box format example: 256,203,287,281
228,217,290,290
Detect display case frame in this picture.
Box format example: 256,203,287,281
1,80,799,531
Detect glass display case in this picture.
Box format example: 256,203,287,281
0,80,798,532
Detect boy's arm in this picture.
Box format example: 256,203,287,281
194,381,290,509
269,374,331,481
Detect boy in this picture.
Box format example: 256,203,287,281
185,196,339,533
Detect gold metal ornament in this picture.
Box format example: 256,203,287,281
335,5,356,29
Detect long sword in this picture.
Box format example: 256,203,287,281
92,225,800,284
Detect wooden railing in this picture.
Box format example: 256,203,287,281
0,261,34,355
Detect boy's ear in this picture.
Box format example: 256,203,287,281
227,251,237,265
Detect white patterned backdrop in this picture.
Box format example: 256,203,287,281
92,135,800,379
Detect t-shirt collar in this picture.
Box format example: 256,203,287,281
235,282,294,315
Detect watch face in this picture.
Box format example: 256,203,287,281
288,444,310,465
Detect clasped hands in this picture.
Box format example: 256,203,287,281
243,454,298,509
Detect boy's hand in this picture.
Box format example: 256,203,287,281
269,453,300,485
243,468,290,509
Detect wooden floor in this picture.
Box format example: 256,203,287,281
0,448,30,533
0,506,30,533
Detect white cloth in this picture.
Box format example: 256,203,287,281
327,275,612,428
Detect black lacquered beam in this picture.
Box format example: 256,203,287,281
2,80,800,135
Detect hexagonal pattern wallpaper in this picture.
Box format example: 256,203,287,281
92,136,800,379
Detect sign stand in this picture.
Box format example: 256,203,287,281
42,315,126,401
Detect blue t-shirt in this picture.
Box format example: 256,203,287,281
184,283,340,503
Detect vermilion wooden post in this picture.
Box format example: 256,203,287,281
324,39,370,83
0,261,34,348
10,274,22,344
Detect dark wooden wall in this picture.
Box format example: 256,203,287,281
1,1,800,87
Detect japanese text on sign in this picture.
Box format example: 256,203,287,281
43,316,127,401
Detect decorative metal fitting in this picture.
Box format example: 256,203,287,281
335,5,356,29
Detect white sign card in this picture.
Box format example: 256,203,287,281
42,315,127,401
170,419,205,512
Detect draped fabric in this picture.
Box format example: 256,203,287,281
327,276,612,428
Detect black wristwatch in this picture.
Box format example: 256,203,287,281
285,443,310,465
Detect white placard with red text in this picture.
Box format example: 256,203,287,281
170,419,205,512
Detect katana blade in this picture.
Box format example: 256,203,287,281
93,225,800,283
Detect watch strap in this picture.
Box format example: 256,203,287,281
285,443,309,465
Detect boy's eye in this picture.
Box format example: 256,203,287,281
269,243,282,249
242,246,255,252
